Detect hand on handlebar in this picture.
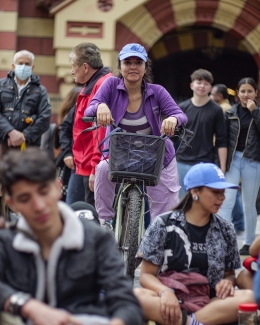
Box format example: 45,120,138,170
97,103,114,127
161,117,178,136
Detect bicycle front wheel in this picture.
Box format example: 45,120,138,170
120,186,142,280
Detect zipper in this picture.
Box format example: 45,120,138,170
17,85,30,131
242,119,253,157
228,116,240,168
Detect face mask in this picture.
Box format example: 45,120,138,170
14,64,32,81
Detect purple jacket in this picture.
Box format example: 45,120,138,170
85,77,188,167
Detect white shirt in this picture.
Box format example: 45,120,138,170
14,76,31,96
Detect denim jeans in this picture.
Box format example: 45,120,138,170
218,151,260,245
232,190,244,232
177,161,193,200
66,169,85,205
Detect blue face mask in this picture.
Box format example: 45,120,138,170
14,64,32,81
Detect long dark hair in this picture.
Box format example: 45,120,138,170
115,58,154,83
172,187,203,214
237,77,258,92
236,77,258,104
57,86,83,125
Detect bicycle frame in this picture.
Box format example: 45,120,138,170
82,116,194,280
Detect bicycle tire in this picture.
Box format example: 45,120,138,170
119,186,142,280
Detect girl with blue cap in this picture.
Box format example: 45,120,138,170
134,162,254,325
86,43,187,224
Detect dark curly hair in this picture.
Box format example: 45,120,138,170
115,58,154,83
0,148,56,196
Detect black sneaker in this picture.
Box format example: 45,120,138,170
239,245,250,255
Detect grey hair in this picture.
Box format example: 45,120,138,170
69,43,103,69
13,50,35,64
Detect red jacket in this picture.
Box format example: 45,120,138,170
73,67,112,176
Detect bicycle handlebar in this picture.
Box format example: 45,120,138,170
82,116,193,151
82,117,96,122
82,116,194,139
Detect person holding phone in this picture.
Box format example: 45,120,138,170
218,77,260,255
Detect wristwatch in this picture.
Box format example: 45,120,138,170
8,292,32,316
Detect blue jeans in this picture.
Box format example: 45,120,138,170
232,190,244,232
177,161,193,200
218,151,260,245
66,169,85,205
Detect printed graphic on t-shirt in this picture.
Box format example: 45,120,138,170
188,221,210,275
191,242,207,254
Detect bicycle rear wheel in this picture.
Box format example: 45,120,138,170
119,186,142,280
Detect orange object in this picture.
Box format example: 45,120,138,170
25,117,33,124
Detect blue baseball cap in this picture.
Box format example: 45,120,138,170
184,163,239,191
118,43,148,62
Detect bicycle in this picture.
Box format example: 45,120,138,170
82,117,193,280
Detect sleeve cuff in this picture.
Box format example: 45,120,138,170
63,152,73,158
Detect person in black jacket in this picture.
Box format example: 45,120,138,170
56,86,85,204
0,50,51,155
218,77,260,255
0,148,143,325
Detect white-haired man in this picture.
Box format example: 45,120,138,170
0,50,51,155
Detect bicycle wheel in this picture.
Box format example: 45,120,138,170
119,186,142,280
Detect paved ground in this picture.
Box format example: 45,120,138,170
133,215,260,287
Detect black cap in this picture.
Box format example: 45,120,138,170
70,201,100,225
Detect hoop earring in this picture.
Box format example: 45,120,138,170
193,195,199,201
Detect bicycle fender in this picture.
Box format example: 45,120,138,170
114,193,124,243
138,198,145,245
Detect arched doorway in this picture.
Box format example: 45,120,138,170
115,0,260,92
150,26,258,103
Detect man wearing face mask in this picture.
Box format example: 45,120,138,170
0,50,51,156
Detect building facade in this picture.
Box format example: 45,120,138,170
1,0,260,116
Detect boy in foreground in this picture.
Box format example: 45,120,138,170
0,148,143,325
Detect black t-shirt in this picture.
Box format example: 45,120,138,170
177,99,227,164
187,220,211,276
236,104,252,152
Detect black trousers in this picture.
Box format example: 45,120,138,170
83,176,95,207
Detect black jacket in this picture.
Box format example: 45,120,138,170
0,202,143,325
59,105,75,158
0,71,51,146
225,103,260,171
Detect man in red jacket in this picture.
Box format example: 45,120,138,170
68,43,112,207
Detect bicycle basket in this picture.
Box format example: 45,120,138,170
108,132,166,186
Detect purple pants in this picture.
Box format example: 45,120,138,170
94,158,180,221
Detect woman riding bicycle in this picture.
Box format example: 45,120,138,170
134,163,254,325
85,43,187,225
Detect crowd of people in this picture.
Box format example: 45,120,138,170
0,43,260,325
